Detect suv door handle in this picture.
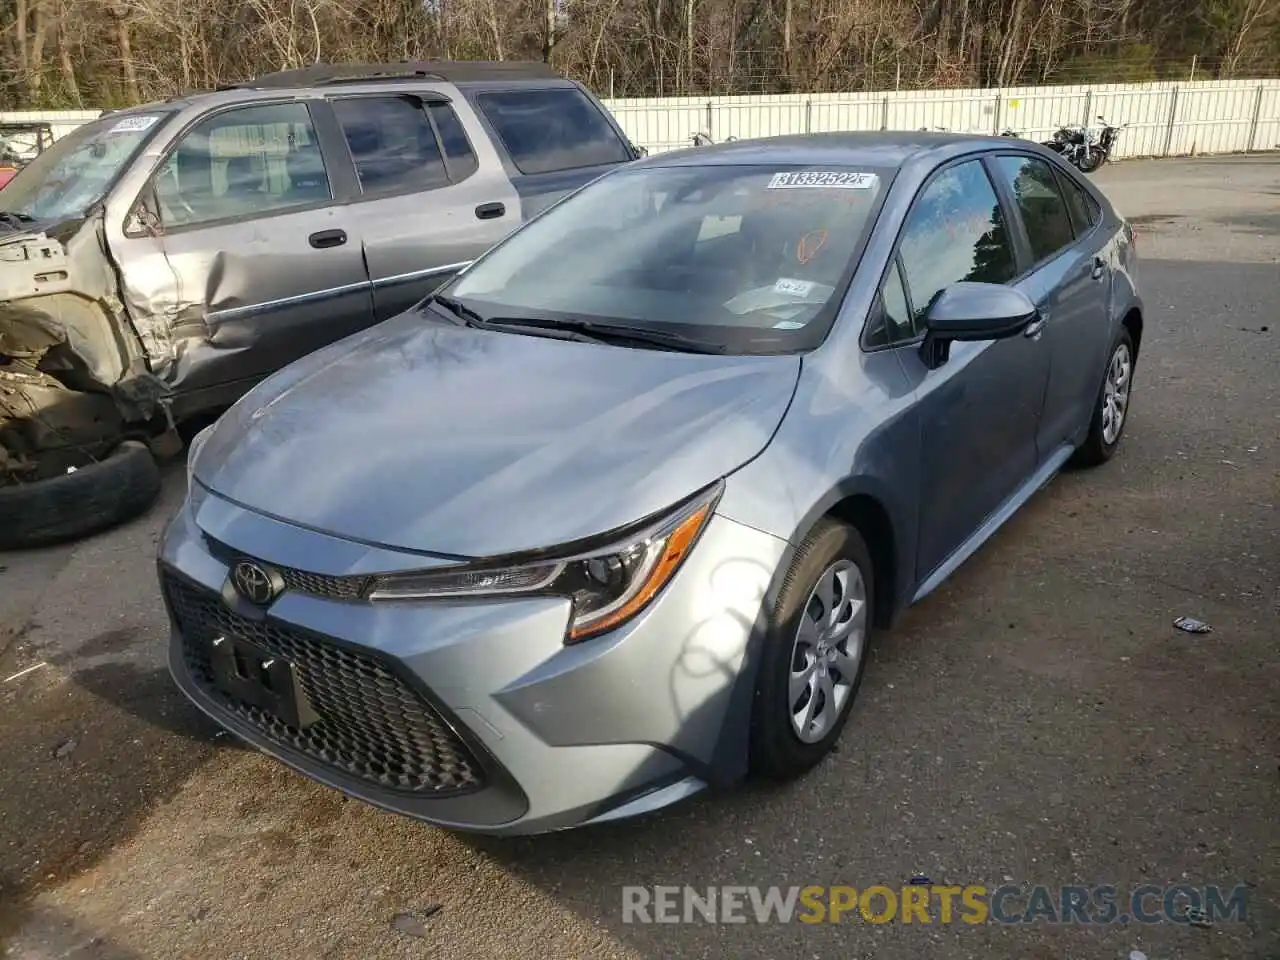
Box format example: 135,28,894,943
309,229,347,249
475,202,505,220
1090,255,1106,280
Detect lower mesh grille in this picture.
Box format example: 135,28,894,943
164,572,483,795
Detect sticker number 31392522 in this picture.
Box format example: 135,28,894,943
767,171,877,190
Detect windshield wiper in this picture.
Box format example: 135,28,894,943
478,316,724,354
0,211,35,226
429,294,486,327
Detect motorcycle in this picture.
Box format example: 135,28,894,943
1041,116,1125,174
689,132,737,146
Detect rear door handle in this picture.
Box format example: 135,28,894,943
1091,255,1106,280
475,202,505,220
308,229,347,249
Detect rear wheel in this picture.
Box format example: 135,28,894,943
749,518,874,780
1072,328,1135,467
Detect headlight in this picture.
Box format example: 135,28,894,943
368,482,723,643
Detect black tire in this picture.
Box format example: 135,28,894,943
1071,327,1136,468
1076,148,1105,173
0,441,162,550
749,517,875,780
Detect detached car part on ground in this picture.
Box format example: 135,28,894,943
0,60,641,549
161,131,1144,835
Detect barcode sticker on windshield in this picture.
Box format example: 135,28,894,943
767,171,877,190
109,115,160,134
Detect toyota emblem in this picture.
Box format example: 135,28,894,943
231,560,279,606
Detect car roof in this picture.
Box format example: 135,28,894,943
108,60,569,114
637,131,1014,169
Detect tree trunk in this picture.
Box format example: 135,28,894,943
782,0,792,89
543,0,556,62
56,5,81,106
29,0,48,101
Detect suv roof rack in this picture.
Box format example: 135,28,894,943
221,60,562,91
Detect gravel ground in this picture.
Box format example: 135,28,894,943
1,155,1277,960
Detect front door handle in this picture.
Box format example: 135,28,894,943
1024,314,1046,339
1090,255,1106,280
309,229,347,249
475,202,506,220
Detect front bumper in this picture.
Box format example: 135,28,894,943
159,484,788,835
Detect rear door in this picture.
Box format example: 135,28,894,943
463,83,637,218
985,154,1114,456
323,91,520,323
146,99,372,396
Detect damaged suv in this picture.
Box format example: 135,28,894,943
0,60,640,548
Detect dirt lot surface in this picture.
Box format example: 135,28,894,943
1,155,1277,960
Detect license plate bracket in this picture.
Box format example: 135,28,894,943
209,634,318,731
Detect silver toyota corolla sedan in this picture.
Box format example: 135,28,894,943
159,132,1143,835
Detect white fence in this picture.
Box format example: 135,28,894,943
607,79,1280,158
4,78,1279,161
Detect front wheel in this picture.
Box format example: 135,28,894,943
1072,328,1135,467
749,518,874,780
1076,147,1106,173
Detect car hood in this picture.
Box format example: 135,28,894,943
194,311,801,558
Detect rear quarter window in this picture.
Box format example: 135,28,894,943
474,88,631,175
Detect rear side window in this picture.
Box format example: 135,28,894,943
991,155,1076,264
331,96,450,195
474,88,630,175
1056,170,1101,236
428,102,479,182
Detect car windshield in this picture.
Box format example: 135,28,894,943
444,162,892,353
0,111,170,223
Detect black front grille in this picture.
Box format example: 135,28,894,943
203,536,369,601
164,573,483,795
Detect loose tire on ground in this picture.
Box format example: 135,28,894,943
0,441,162,550
749,517,875,780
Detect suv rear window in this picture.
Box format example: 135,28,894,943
473,88,630,175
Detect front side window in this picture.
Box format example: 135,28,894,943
473,88,631,175
443,163,890,354
897,159,1016,334
865,260,914,347
1,111,170,223
153,102,331,228
332,96,450,195
992,155,1076,263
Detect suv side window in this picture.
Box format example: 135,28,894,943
1055,170,1100,237
331,96,450,195
428,102,479,182
897,159,1016,335
154,102,331,228
473,88,631,175
991,155,1076,263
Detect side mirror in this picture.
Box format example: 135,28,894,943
920,282,1038,368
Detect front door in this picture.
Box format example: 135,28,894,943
149,100,372,397
325,92,521,323
889,158,1051,582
